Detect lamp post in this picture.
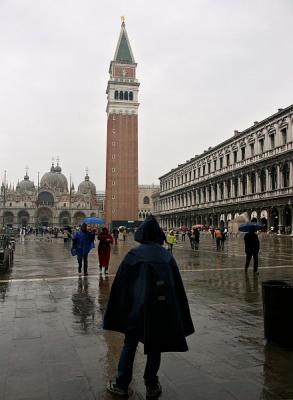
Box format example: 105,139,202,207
1,170,7,229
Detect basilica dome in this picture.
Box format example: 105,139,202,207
78,173,96,195
18,173,35,192
40,163,68,192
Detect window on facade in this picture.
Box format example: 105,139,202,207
283,163,290,187
271,166,277,190
198,168,201,178
24,203,27,207
260,170,266,192
119,91,123,100
259,139,264,153
250,143,255,157
233,151,237,163
112,181,115,185
112,154,115,159
129,92,133,101
124,91,128,100
185,173,187,182
241,147,246,160
112,168,116,172
114,90,119,99
214,160,217,171
251,173,256,193
270,134,275,149
202,165,205,176
227,180,231,198
203,188,206,203
242,175,247,195
226,154,230,166
219,183,224,200
208,186,211,201
214,184,217,200
189,171,191,181
208,163,211,173
234,178,238,197
281,128,287,145
198,190,201,203
63,203,66,207
143,196,150,205
220,158,223,169
9,202,12,206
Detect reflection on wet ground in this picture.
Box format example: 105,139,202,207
0,233,292,399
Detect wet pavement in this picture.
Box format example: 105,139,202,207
0,233,293,400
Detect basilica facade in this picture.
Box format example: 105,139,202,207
153,105,293,233
0,162,102,228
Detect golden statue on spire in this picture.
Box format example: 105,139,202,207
121,16,125,25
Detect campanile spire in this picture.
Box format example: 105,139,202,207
104,20,140,225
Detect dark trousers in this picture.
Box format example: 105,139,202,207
216,238,221,251
245,252,258,271
116,332,161,390
77,254,88,273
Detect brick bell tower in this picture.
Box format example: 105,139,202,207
105,18,140,226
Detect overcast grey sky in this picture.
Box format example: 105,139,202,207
1,0,293,190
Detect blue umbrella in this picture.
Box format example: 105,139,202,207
83,217,105,225
239,222,263,232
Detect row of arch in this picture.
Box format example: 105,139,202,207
2,209,97,227
159,206,293,234
114,90,133,101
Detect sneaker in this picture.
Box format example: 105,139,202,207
146,382,162,398
105,269,109,275
106,380,128,398
84,272,88,276
102,266,105,274
78,268,82,274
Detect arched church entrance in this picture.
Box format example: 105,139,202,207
3,211,14,226
18,210,30,226
36,207,53,227
59,211,71,227
73,212,86,226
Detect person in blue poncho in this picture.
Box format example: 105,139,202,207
103,216,194,398
72,223,95,276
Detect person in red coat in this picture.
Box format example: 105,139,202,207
98,227,113,274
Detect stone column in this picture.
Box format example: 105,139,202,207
223,181,228,199
211,185,215,202
255,171,260,193
290,160,293,187
277,164,282,190
230,179,235,198
239,176,243,196
266,168,271,191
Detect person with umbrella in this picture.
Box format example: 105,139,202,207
241,223,261,273
98,227,113,274
72,223,95,276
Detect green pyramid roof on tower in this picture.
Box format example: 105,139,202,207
114,22,135,64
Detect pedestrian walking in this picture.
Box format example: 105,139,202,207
220,227,227,251
98,227,113,274
112,227,119,245
71,223,95,276
193,228,200,250
210,227,215,239
215,228,222,251
103,216,195,398
181,230,186,241
244,227,260,273
166,230,177,253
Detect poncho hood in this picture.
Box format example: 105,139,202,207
135,216,166,244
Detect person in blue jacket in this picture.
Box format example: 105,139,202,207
72,223,95,276
103,216,194,398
